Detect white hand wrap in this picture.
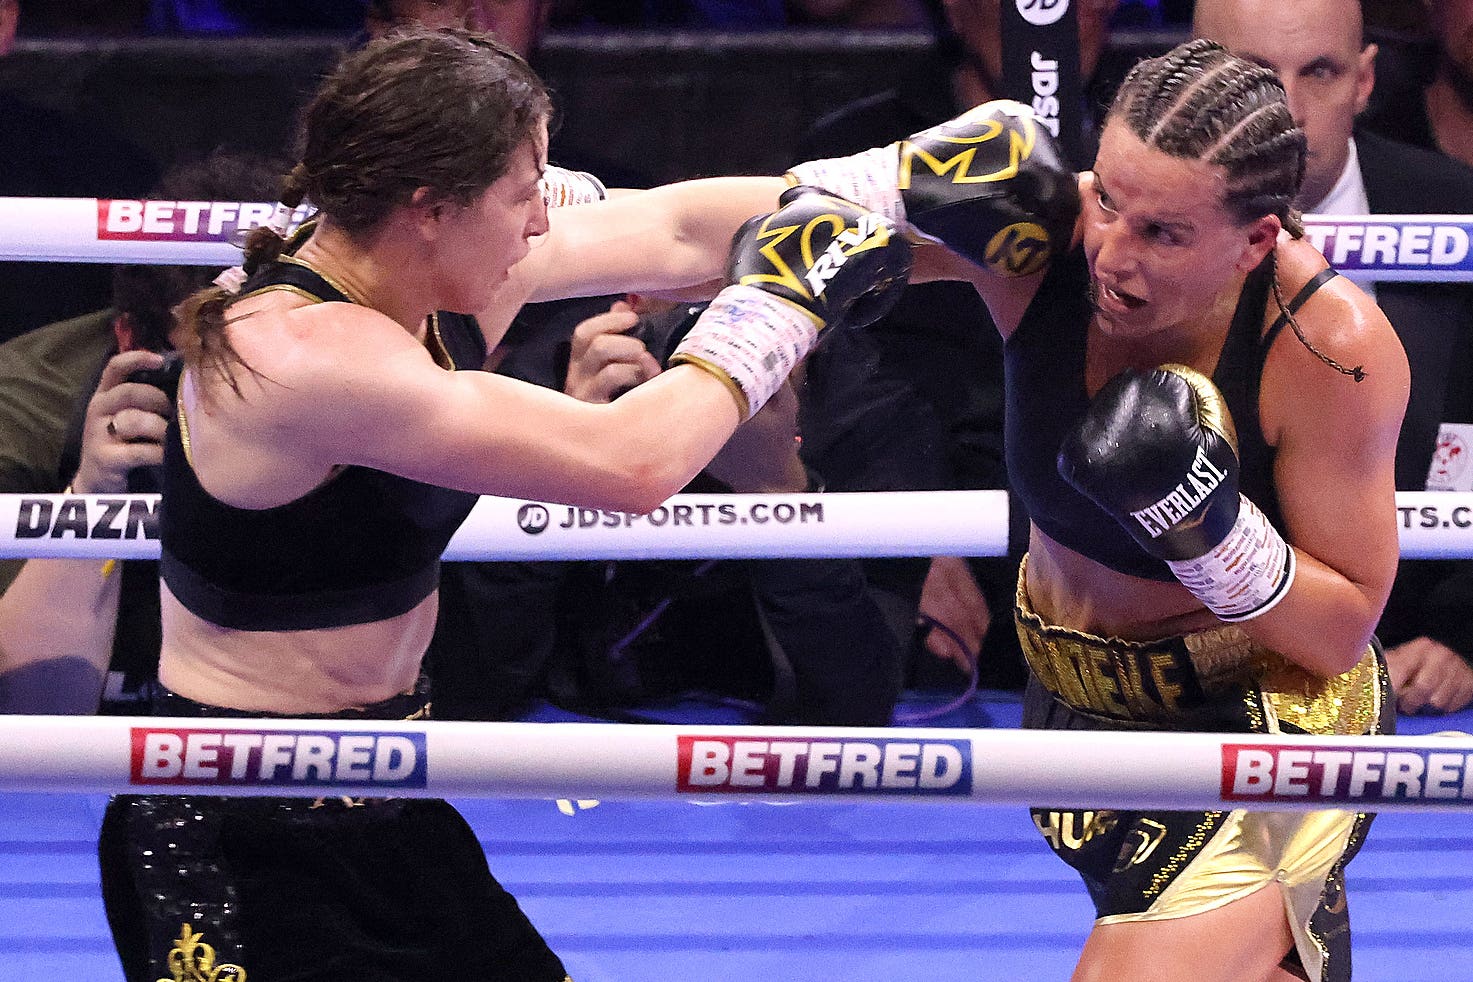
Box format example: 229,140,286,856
668,285,820,421
1166,496,1297,622
540,166,608,208
785,146,905,226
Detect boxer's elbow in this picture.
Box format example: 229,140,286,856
593,452,690,515
1277,609,1381,679
1315,635,1377,679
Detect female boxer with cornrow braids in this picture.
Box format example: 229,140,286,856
105,26,915,982
1002,39,1402,982
1116,37,1366,381
788,36,1408,982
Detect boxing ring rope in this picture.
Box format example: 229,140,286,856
4,486,1473,811
3,490,1473,560
1,714,1471,811
4,202,1473,812
1,198,1470,283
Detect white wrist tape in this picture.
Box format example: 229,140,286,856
785,145,905,226
540,166,608,208
669,284,820,421
1167,496,1296,622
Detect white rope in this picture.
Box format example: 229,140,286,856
0,198,1468,282
0,714,1467,811
0,198,314,265
0,490,1011,560
2,490,1471,560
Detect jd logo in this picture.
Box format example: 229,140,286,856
517,503,550,535
1016,0,1070,27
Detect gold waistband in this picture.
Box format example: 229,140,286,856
1014,557,1384,735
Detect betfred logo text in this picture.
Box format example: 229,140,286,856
131,728,427,788
677,736,971,795
1222,743,1473,803
97,200,309,242
1302,220,1471,272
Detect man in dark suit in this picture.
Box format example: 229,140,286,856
1197,0,1473,714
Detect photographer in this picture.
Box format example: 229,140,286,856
428,295,905,726
0,152,278,714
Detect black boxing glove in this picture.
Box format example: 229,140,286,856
1057,364,1296,622
786,100,1078,277
670,186,911,419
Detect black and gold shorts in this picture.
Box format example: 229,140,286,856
1015,559,1393,982
98,684,570,982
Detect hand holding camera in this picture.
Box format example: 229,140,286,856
68,350,179,495
563,298,670,404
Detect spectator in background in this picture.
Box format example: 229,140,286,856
549,0,786,28
0,0,160,344
0,151,282,715
1194,0,1473,715
791,0,1120,695
1360,0,1473,170
144,0,367,34
430,294,904,726
787,0,934,28
363,0,548,57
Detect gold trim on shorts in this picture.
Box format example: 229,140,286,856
1013,555,1382,736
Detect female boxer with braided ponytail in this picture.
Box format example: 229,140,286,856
791,35,1407,982
980,40,1402,982
100,26,912,982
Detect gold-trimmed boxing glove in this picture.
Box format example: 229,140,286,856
786,100,1079,278
669,185,912,420
1057,364,1296,622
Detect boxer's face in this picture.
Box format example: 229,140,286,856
1193,0,1375,210
429,128,549,313
1083,123,1277,341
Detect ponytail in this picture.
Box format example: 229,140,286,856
178,163,310,400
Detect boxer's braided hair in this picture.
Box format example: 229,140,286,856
1110,38,1364,381
178,26,552,396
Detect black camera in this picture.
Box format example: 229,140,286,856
122,351,182,493
125,351,184,401
626,302,705,365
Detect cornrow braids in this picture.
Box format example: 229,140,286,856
1116,39,1304,230
1268,252,1366,382
1111,39,1361,380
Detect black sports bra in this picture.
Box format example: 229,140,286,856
159,257,488,631
1004,247,1336,580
